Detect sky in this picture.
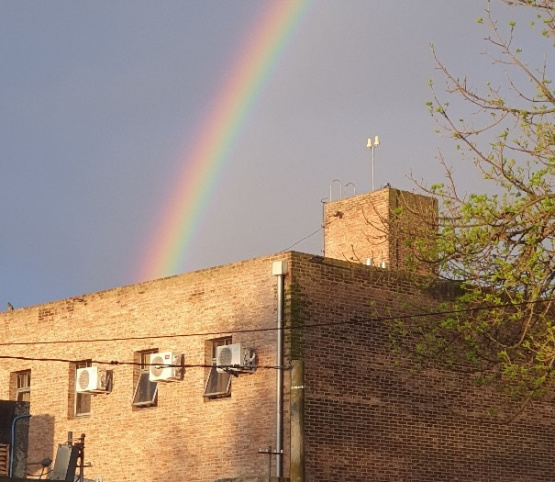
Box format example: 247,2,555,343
0,1,549,309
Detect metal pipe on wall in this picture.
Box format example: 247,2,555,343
272,260,288,479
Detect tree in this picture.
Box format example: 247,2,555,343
394,0,555,408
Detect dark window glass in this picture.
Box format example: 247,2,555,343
203,338,232,398
75,361,92,416
133,351,158,407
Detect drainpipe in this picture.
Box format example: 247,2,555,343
272,260,288,479
9,413,31,478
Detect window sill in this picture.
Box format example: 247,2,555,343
132,404,158,411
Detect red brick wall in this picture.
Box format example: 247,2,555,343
324,188,437,272
289,252,555,482
2,248,554,482
0,254,291,482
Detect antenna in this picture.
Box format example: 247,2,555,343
367,136,380,191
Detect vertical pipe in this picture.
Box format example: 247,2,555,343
371,146,375,191
272,260,288,479
321,198,327,256
276,270,284,478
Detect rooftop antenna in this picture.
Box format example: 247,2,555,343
366,135,380,191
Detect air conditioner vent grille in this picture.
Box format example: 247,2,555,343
150,355,165,378
78,369,90,391
218,347,233,367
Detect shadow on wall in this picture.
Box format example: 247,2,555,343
0,401,30,478
26,414,55,479
215,478,289,482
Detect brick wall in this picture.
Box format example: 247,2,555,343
0,254,291,482
1,208,554,482
324,188,437,272
289,252,555,481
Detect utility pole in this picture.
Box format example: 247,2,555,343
290,360,305,482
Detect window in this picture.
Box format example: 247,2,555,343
132,349,158,407
75,361,91,416
203,337,232,399
15,370,31,402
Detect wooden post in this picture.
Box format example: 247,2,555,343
290,360,305,482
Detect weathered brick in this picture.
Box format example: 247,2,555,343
0,188,553,482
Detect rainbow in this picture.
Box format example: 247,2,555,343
138,0,312,282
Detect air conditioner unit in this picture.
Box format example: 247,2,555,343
76,366,109,393
149,352,183,382
216,343,256,374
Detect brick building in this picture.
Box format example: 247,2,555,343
0,187,554,481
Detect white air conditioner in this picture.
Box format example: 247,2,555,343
149,351,183,382
216,343,256,374
76,366,109,393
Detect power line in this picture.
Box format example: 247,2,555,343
0,355,286,370
279,226,323,252
0,298,551,350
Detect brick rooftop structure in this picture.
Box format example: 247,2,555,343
0,187,553,482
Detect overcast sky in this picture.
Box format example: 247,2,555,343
0,1,548,308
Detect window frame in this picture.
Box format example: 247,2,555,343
203,337,233,399
15,370,31,403
132,349,158,408
74,360,92,417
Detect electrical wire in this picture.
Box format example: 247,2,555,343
0,298,551,347
0,355,286,370
0,298,552,368
279,226,323,252
0,297,551,347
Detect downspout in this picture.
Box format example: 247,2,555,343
272,260,288,479
9,414,31,478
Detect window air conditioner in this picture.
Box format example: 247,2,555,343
76,366,109,393
216,343,256,374
149,352,183,382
